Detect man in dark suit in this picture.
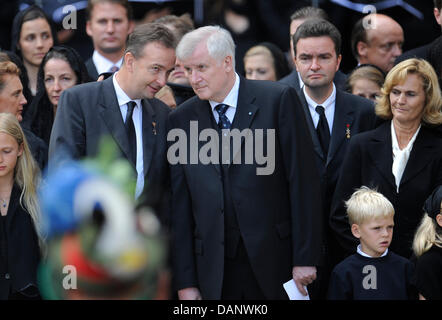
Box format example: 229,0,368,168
395,0,442,64
351,13,404,74
279,6,347,94
84,0,134,80
292,19,376,299
169,25,322,300
49,23,176,202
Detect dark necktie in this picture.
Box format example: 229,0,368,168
125,101,137,166
315,105,330,157
109,65,119,73
215,104,231,130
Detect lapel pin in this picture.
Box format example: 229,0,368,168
248,112,252,116
346,124,351,139
152,121,157,135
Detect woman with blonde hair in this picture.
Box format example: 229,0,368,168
331,58,442,259
0,113,42,299
412,185,442,300
243,42,290,81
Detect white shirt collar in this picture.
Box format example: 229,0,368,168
209,73,240,111
93,51,123,75
357,244,388,258
303,83,336,110
391,122,421,153
112,74,141,108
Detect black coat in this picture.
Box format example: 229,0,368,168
168,77,323,299
330,122,442,258
0,184,40,299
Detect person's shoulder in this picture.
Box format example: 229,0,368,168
146,97,171,116
332,253,360,273
278,70,297,86
337,89,374,111
244,77,290,93
386,251,414,267
169,95,201,120
63,79,102,96
417,246,442,266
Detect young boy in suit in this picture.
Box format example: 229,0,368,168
328,187,417,300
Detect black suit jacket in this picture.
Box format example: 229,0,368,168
168,77,323,299
279,69,348,95
330,122,442,258
49,77,171,219
0,185,40,299
85,57,99,81
298,90,376,214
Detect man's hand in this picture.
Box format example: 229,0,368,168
178,287,202,300
292,266,317,296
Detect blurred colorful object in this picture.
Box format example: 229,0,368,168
38,139,166,299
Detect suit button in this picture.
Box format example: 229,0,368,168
221,209,224,214
5,273,10,280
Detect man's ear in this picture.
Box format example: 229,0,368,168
124,52,135,72
351,224,361,239
127,20,135,35
434,8,442,26
357,41,368,59
224,55,233,72
336,54,342,72
86,20,93,37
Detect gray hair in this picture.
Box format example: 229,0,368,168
176,26,236,69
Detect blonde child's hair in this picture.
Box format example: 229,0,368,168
412,211,442,258
346,186,395,225
0,113,43,245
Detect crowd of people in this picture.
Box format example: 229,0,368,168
0,0,441,300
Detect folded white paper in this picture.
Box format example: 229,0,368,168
283,279,310,300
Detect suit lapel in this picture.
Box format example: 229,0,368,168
141,99,156,177
193,98,221,174
98,77,134,170
327,91,354,166
298,91,325,161
400,127,436,187
367,122,396,190
229,78,259,167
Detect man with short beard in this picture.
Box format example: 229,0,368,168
85,0,134,80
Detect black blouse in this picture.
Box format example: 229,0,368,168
0,184,41,300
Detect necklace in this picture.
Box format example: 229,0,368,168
0,198,7,209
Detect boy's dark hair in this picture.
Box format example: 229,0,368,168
125,23,177,59
292,19,341,56
290,6,329,22
86,0,133,21
435,0,442,10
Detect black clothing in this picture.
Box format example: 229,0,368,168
328,251,417,300
414,245,442,300
0,184,41,300
22,126,48,170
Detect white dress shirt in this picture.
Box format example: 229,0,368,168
113,74,144,199
391,122,421,193
357,244,388,258
92,51,123,75
209,73,240,125
304,84,336,135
